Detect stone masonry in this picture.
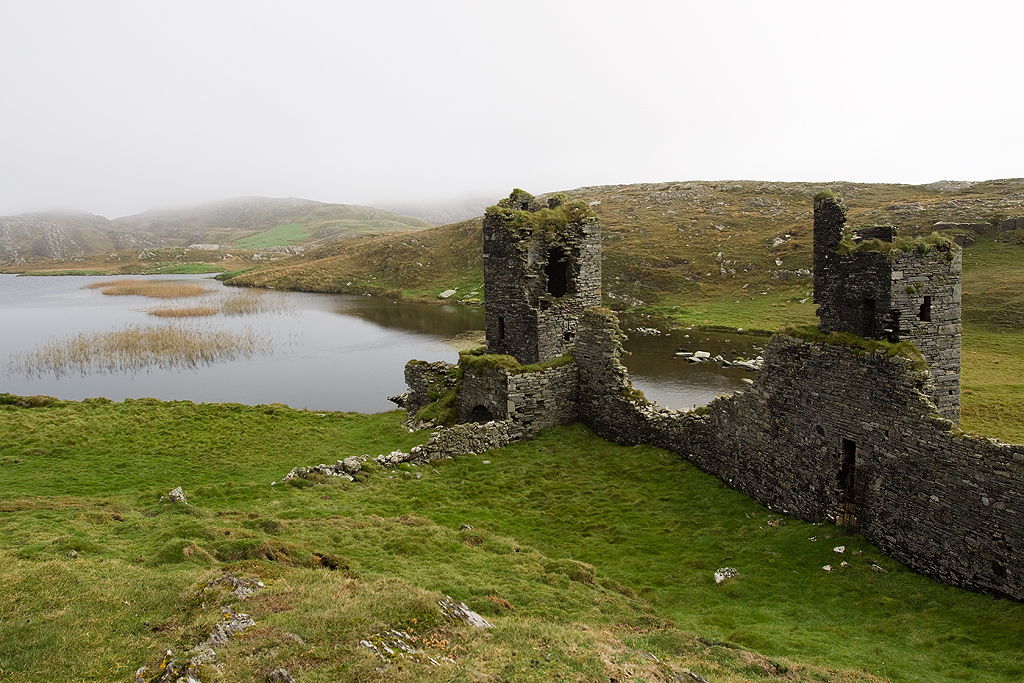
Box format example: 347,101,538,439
813,192,961,420
402,190,1021,601
482,189,601,365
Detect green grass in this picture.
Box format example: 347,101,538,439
1,399,1021,682
236,223,310,249
148,262,226,274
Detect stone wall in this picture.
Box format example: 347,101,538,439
404,360,457,418
888,249,962,420
571,310,1022,601
482,191,601,364
456,366,509,424
812,193,962,421
506,363,579,436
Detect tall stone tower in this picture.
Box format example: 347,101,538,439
813,191,962,421
482,189,601,365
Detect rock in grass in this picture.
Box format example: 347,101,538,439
439,596,493,629
168,486,187,504
714,567,739,585
267,668,295,683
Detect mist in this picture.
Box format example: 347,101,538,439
2,0,1020,219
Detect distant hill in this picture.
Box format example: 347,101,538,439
110,196,433,246
0,211,117,262
0,196,432,265
225,179,1024,312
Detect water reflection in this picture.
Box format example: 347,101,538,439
0,274,761,413
331,297,484,337
619,316,767,411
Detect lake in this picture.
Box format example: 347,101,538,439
0,274,762,412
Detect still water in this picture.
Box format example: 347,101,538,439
0,275,762,412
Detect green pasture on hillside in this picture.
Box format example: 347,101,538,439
236,223,310,249
1,398,1021,682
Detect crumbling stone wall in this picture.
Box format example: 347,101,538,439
571,309,1022,601
404,360,457,417
813,192,961,421
483,190,601,365
402,190,1016,601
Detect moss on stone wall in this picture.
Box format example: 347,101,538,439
837,232,957,261
461,348,573,375
485,188,595,238
780,325,928,371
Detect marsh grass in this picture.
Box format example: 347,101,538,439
83,279,210,299
146,290,291,318
8,324,271,377
147,305,221,318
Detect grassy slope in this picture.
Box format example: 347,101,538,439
1,400,1022,682
224,181,1024,442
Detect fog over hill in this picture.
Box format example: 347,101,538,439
0,196,433,265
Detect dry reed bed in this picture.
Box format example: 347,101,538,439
147,305,220,318
9,324,271,377
146,290,292,318
83,279,210,299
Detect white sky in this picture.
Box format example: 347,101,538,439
1,0,1021,219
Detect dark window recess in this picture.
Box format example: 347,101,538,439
545,248,569,297
497,316,505,341
919,296,932,322
520,201,530,210
563,331,574,342
469,405,492,423
860,298,876,338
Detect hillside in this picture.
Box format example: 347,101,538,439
111,196,434,247
225,179,1024,325
0,197,432,268
0,211,117,262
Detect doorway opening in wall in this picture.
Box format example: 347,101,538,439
545,247,569,298
838,438,858,530
469,405,493,423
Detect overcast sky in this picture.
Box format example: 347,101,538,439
1,0,1021,219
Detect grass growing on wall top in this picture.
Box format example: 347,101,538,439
780,324,929,372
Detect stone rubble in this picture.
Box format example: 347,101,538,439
134,575,263,683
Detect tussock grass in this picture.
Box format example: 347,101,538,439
0,402,1021,682
83,279,210,299
8,324,270,377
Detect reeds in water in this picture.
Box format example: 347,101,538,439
147,305,220,318
146,290,291,318
83,279,209,299
9,324,271,378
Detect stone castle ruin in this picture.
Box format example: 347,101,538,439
404,189,1021,601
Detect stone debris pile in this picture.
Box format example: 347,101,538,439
277,420,520,486
135,574,264,683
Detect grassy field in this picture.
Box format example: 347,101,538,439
236,223,311,249
2,180,1023,681
1,400,1022,683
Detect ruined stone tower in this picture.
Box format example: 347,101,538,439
482,189,601,364
812,191,962,421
